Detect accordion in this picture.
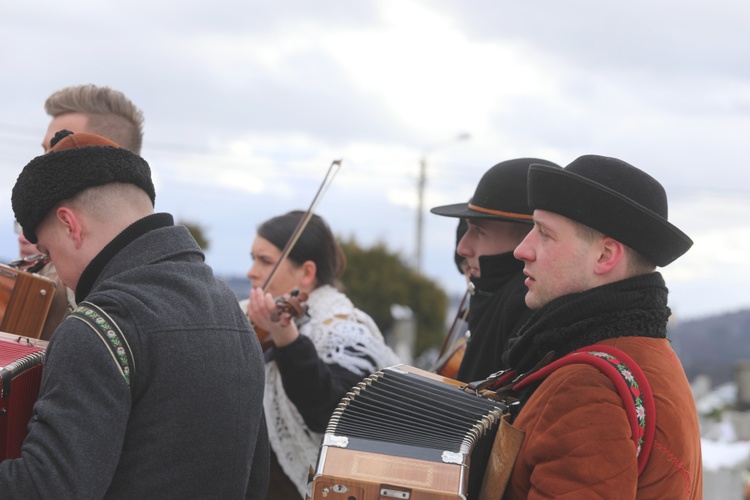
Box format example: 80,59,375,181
308,365,508,500
0,332,47,460
0,264,57,339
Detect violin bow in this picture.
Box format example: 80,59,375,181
261,159,343,293
436,282,473,359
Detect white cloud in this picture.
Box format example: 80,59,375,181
1,0,749,320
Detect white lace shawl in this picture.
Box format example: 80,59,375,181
243,285,400,497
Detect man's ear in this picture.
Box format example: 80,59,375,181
594,236,625,276
55,207,83,248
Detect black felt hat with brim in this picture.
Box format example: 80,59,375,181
528,154,693,267
12,130,156,244
431,157,560,224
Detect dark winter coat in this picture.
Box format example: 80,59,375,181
0,213,269,499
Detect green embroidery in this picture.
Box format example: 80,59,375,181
586,351,646,456
74,305,131,385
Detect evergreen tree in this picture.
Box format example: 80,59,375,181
339,238,448,357
180,220,210,250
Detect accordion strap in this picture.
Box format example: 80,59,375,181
69,301,134,387
513,345,656,476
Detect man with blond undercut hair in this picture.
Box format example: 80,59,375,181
42,84,144,153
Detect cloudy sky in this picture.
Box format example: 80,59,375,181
1,1,749,322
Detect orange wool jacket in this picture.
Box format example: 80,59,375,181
504,336,702,499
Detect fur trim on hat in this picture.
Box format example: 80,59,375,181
12,131,155,243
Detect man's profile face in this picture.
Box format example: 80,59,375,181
514,210,598,309
457,219,530,278
42,113,89,152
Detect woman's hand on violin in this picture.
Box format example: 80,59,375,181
247,287,300,348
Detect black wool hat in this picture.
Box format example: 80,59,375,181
12,130,156,244
431,157,561,224
528,154,693,267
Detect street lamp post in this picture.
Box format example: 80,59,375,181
415,132,470,273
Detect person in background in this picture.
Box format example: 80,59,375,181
1,131,269,498
42,84,144,153
15,84,145,339
429,217,471,378
501,155,701,498
430,158,560,383
242,210,400,499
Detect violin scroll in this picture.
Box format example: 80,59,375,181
253,289,310,352
269,290,309,324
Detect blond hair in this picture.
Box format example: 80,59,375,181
572,220,656,276
45,84,144,154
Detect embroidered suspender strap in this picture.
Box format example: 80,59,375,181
69,301,134,387
513,346,656,476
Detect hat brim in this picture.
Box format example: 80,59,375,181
430,203,533,224
528,164,693,266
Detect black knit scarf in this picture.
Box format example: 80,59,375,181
503,272,671,373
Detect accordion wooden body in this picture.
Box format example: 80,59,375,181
0,264,56,339
0,332,47,460
309,365,507,500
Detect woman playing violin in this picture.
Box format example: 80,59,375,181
242,210,400,499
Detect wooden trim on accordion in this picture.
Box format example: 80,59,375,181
0,264,57,339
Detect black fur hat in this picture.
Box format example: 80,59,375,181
12,130,155,244
528,154,693,267
431,157,560,224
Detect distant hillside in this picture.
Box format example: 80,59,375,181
670,308,750,387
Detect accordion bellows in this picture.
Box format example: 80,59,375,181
0,332,47,460
309,365,507,499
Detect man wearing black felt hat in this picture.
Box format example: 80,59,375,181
1,131,270,498
498,155,702,498
430,157,560,383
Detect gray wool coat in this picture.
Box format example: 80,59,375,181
0,214,269,499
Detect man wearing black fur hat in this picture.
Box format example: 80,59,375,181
431,158,560,382
0,131,269,498
497,155,702,498
13,84,146,339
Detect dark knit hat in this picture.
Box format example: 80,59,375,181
430,157,561,224
528,154,693,267
12,130,156,244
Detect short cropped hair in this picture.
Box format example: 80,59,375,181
572,219,656,276
45,84,144,154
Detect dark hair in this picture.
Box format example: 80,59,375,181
454,218,468,274
257,211,346,287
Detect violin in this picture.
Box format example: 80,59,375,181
250,159,342,354
431,283,473,379
8,253,51,273
431,335,467,379
254,290,310,352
